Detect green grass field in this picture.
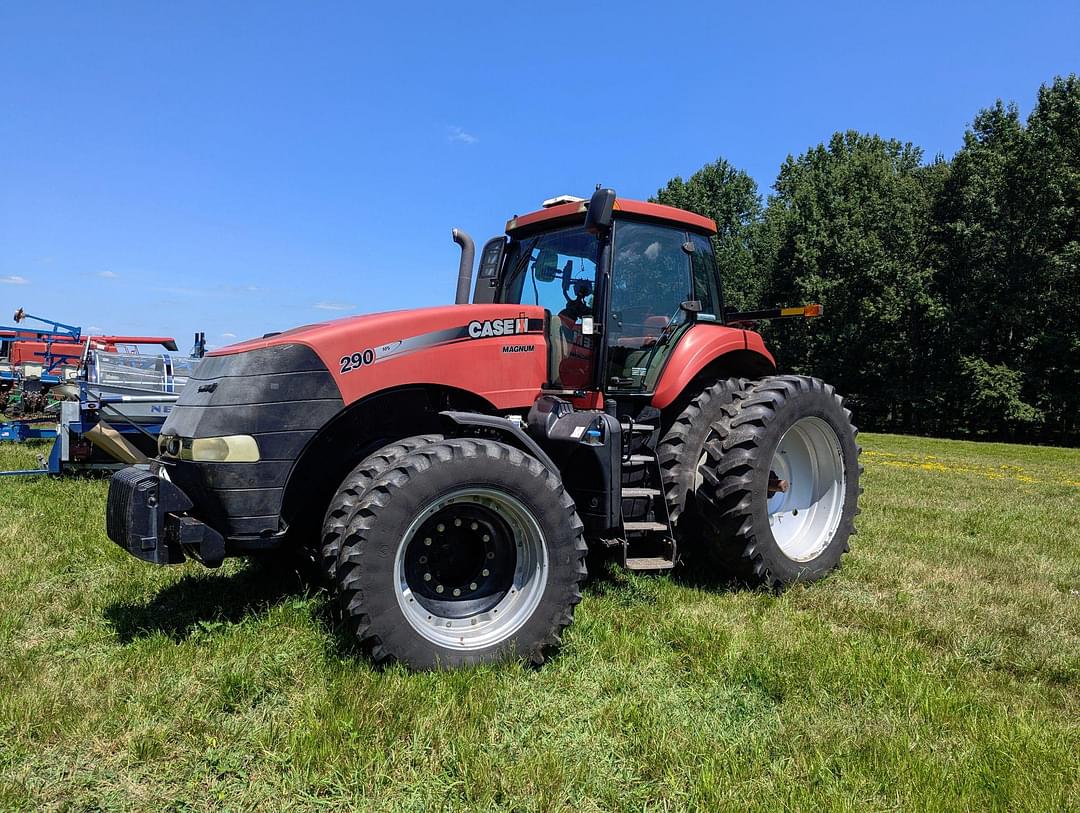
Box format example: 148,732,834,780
0,433,1077,812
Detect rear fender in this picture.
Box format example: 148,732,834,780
651,324,776,410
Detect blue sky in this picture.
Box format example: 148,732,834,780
2,1,1077,351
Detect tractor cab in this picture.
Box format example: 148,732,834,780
476,190,723,397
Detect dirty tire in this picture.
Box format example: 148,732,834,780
697,375,861,587
335,438,587,670
320,434,443,584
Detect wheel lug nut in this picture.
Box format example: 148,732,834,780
436,524,445,533
436,584,444,593
481,569,489,577
423,572,432,581
469,582,477,590
424,537,432,546
454,518,462,527
452,588,461,596
482,534,490,542
470,522,478,531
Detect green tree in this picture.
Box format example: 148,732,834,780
658,75,1080,444
933,75,1080,441
1016,75,1080,441
652,158,763,310
757,132,945,430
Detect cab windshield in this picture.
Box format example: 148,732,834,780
498,226,600,389
498,226,599,315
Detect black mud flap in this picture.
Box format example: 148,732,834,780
106,467,225,567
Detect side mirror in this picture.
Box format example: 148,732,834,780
584,188,616,235
533,249,559,283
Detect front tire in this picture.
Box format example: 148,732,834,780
319,434,443,584
335,438,587,669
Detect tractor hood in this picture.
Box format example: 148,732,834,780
159,303,549,539
206,304,551,411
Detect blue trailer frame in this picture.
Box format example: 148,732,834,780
0,388,176,477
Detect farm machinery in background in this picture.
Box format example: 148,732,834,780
0,308,206,476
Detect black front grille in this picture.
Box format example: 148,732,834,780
159,343,343,538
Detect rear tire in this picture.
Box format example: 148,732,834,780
698,375,860,586
335,438,587,669
319,434,442,584
658,377,751,527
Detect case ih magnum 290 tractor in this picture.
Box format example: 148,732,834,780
107,189,860,669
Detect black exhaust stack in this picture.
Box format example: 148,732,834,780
452,228,476,305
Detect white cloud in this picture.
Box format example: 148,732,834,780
448,125,478,145
97,270,120,279
225,284,264,293
221,332,237,338
153,285,208,296
86,326,105,333
0,275,29,285
313,302,354,311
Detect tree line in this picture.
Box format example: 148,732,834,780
655,75,1080,446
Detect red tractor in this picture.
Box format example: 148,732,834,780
106,189,860,669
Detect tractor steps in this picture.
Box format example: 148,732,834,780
618,415,677,570
622,487,662,499
623,520,669,533
623,556,676,571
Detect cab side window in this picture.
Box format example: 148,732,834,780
689,233,721,319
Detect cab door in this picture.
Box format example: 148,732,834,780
605,221,697,393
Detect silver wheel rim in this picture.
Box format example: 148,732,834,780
394,487,548,651
767,416,846,562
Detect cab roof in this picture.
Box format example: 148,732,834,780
505,197,717,237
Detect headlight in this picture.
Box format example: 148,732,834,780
159,434,260,463
158,433,183,458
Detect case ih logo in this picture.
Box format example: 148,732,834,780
467,317,529,339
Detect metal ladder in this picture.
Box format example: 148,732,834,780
619,421,677,571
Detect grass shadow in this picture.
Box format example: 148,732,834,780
669,562,760,593
581,548,747,604
103,545,752,655
104,551,337,644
